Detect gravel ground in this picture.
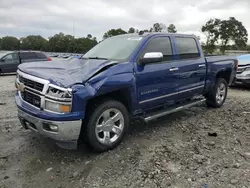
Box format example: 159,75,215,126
0,75,250,188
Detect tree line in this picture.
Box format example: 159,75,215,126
0,33,98,53
0,18,249,54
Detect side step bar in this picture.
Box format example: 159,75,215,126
144,99,206,122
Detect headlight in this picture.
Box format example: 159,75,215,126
46,86,72,99
45,85,72,113
45,100,71,113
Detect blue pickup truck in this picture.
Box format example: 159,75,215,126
15,32,237,152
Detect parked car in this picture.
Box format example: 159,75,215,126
65,55,83,61
0,51,51,74
15,32,237,152
234,54,250,86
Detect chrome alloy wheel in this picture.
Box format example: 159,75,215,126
95,108,124,145
216,82,226,104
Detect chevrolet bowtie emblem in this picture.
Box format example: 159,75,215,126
18,83,25,92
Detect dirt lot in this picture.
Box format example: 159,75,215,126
0,75,250,188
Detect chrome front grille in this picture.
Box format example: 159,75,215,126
17,70,49,109
237,67,245,74
16,70,72,113
237,64,250,74
22,90,41,108
19,75,44,92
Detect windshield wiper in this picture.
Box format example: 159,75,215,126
87,57,108,60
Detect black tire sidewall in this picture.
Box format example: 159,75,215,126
86,100,129,152
210,78,228,107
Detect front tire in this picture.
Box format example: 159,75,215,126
206,78,228,108
85,100,129,152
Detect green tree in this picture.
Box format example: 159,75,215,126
247,45,250,51
103,28,127,39
153,23,161,32
128,27,135,33
219,17,248,54
167,24,177,33
1,36,20,50
74,37,98,53
0,38,2,50
201,18,221,54
202,17,248,54
20,35,48,51
48,32,75,52
87,34,92,39
152,23,166,32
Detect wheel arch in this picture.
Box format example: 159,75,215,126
215,68,232,84
85,88,133,115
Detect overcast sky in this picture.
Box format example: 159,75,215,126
0,0,249,42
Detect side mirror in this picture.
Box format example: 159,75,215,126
0,59,5,62
140,52,163,65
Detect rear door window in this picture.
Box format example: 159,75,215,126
175,37,200,59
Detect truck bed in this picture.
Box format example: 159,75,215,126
205,55,236,63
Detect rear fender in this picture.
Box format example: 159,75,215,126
205,60,236,92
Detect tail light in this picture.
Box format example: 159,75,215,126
47,57,52,61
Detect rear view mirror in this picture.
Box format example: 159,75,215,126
140,52,163,65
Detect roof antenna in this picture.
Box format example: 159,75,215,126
138,30,144,35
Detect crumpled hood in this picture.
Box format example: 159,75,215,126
18,59,118,87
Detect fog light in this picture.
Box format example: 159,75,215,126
43,123,58,132
49,124,58,132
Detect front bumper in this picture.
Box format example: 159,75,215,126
17,108,82,150
235,70,250,85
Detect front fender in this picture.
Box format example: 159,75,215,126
72,62,138,115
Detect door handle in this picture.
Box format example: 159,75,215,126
198,64,205,68
169,67,179,72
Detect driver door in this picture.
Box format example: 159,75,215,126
135,36,180,110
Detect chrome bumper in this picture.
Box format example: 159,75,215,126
17,108,82,149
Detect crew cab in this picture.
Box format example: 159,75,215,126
0,51,51,74
15,32,237,152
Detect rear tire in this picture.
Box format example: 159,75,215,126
84,100,129,152
206,78,228,108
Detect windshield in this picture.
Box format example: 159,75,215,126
83,35,143,61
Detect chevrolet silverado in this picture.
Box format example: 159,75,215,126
15,32,237,152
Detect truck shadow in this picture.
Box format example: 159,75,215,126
21,104,207,182
230,85,250,91
128,105,206,136
33,105,206,157
0,73,16,76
